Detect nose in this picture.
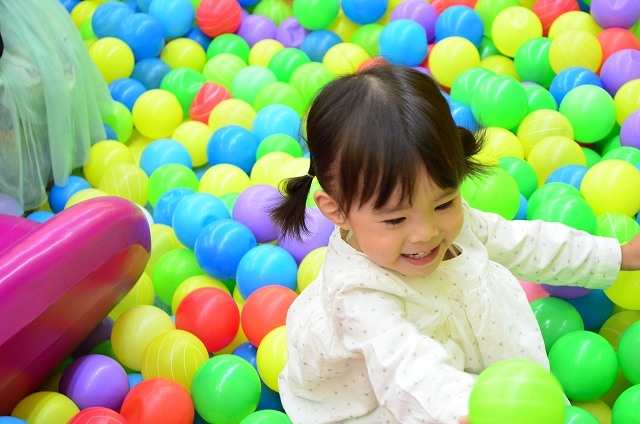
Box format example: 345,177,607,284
406,216,438,244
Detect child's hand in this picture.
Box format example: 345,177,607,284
621,233,640,270
459,415,470,424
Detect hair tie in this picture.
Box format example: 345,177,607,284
306,173,315,179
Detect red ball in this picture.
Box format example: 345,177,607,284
69,407,128,424
120,378,194,424
196,0,242,38
241,285,298,347
597,28,640,66
175,287,240,352
189,82,232,123
532,0,580,35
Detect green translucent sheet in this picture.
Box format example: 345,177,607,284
0,0,112,211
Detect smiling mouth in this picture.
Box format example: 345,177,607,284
403,246,437,260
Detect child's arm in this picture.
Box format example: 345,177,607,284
621,233,640,270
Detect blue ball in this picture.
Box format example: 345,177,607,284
207,126,260,174
435,5,484,47
48,175,92,213
450,101,479,132
300,30,342,62
117,13,166,61
515,194,528,220
187,27,213,51
545,164,589,190
342,0,387,25
109,78,147,111
103,123,119,141
153,187,195,226
194,219,258,280
549,67,603,106
235,245,298,299
60,0,81,13
566,290,615,331
148,0,194,39
136,0,153,13
140,138,193,176
379,19,428,67
172,193,230,250
127,372,144,389
0,417,28,424
252,104,302,142
26,210,55,223
92,1,134,38
131,57,171,89
233,342,258,367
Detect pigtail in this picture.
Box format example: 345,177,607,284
270,173,315,240
459,126,489,178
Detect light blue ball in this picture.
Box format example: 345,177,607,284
207,126,260,174
172,193,230,250
235,245,298,299
140,138,193,176
378,19,428,67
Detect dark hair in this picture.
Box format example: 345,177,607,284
271,64,486,239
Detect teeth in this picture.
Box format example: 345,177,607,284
407,251,428,259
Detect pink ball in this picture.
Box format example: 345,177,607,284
196,0,242,37
520,280,550,303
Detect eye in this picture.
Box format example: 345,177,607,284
435,200,454,211
384,217,405,226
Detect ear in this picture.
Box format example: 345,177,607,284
314,190,349,229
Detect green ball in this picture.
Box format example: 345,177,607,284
351,24,384,57
306,178,323,207
461,167,520,219
253,81,305,115
526,182,583,220
523,84,558,114
564,405,599,424
160,67,206,117
289,62,335,108
618,321,640,385
268,48,311,82
206,33,251,63
220,192,239,216
514,37,555,88
596,212,640,244
471,74,528,130
202,53,248,90
450,66,495,107
559,85,617,143
231,65,278,105
192,354,262,424
252,0,293,26
469,358,566,424
602,146,640,165
498,156,538,199
581,147,602,168
152,248,205,306
293,0,340,30
239,409,293,424
531,194,597,234
548,330,618,402
612,384,640,424
530,297,584,352
478,36,500,59
147,164,199,207
257,134,303,159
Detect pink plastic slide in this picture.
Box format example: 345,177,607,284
0,197,151,414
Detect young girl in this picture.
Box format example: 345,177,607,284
270,65,640,423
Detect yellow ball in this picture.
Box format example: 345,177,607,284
141,329,209,393
604,270,640,311
476,127,524,165
12,391,79,424
547,11,602,39
256,325,287,392
160,38,207,72
98,163,149,206
111,305,175,371
599,310,640,350
132,89,184,139
322,42,370,76
70,0,99,28
480,55,519,79
88,37,135,84
517,109,574,158
172,274,230,315
202,53,248,91
280,157,311,181
109,272,155,321
327,10,360,41
570,400,611,424
429,36,481,88
83,140,135,187
171,120,213,168
297,247,327,293
249,39,285,67
614,79,640,126
208,98,256,132
199,163,252,197
125,130,153,166
527,135,586,186
65,188,109,209
549,29,603,74
250,151,295,187
580,159,640,217
492,6,543,58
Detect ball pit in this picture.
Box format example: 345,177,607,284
4,0,640,422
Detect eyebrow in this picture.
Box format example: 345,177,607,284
373,187,458,215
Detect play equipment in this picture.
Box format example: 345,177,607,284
0,197,151,414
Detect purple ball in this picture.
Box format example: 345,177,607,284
390,0,438,43
600,49,640,96
236,14,277,47
590,0,640,29
276,17,309,48
540,284,592,300
278,207,334,263
620,110,640,150
59,354,129,410
232,184,281,243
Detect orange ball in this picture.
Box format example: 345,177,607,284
241,285,298,347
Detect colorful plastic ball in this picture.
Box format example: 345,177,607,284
152,248,206,306
49,175,92,213
131,58,171,90
250,40,286,69
64,188,109,209
602,145,640,165
68,407,128,424
599,310,640,350
187,26,213,51
277,207,334,263
498,156,537,200
190,82,232,123
236,245,298,299
199,164,252,198
596,212,640,244
253,82,305,115
140,138,192,177
192,355,262,424
533,193,597,233
252,104,302,142
140,328,209,391
239,410,291,424
429,36,481,88
597,28,640,66
527,135,587,185
590,0,640,29
435,6,483,47
92,1,134,39
580,159,640,216
171,120,213,168
549,29,603,74
276,16,308,49
102,100,134,143
614,79,640,126
202,53,247,92
109,271,155,321
605,269,640,310
232,184,281,242
517,109,574,157
611,384,640,424
196,0,242,37
132,89,183,139
11,392,79,424
350,24,383,57
293,0,340,30
621,110,640,149
241,285,297,347
566,289,615,331
471,74,528,130
297,247,326,293
207,33,250,62
88,37,135,84
289,61,335,107
148,0,194,39
252,0,294,26
461,166,520,219
564,405,599,424
468,358,566,424
339,0,386,25
299,29,342,62
545,164,588,189
616,321,640,384
160,68,205,117
111,305,175,371
83,140,135,187
120,377,194,424
322,42,369,76
109,78,147,112
116,13,165,62
147,163,199,207
449,66,494,106
532,0,580,35
600,49,640,97
491,6,542,58
514,37,555,88
559,85,616,143
390,0,437,42
268,48,311,82
236,14,277,48
208,97,257,132
256,325,287,392
171,192,230,250
523,83,558,113
206,125,259,173
530,296,584,352
378,19,427,67
548,330,618,401
98,163,148,205
59,354,129,410
194,219,257,280
152,187,194,226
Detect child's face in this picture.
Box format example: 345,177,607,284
342,170,464,278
